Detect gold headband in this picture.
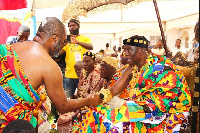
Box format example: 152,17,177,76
102,56,119,70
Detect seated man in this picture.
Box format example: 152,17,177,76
74,61,83,79
98,56,119,89
58,54,101,132
72,35,191,133
77,51,101,98
0,17,100,132
98,56,128,109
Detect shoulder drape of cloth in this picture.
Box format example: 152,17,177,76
0,44,46,132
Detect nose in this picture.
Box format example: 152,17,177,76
69,26,75,30
83,63,87,67
100,67,104,72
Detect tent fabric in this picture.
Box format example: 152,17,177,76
0,19,21,44
0,0,27,10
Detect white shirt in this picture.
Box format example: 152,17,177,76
172,47,186,56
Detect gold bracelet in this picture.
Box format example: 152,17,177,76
99,88,112,104
81,106,88,111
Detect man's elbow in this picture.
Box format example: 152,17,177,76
88,44,93,50
56,103,70,114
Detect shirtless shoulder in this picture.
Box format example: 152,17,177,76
12,41,61,90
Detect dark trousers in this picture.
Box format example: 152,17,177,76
63,77,79,98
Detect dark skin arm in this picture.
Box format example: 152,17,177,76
12,41,100,114
96,78,104,90
71,35,93,50
77,71,85,97
58,34,93,57
59,49,66,56
109,66,133,96
43,57,100,114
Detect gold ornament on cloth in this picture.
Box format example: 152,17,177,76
99,88,112,104
33,93,47,117
102,56,119,70
129,65,143,100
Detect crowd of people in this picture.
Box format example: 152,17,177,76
0,16,199,133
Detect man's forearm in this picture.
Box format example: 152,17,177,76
110,74,131,96
78,42,93,50
59,98,90,113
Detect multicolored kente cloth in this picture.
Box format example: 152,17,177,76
72,55,191,133
0,44,48,132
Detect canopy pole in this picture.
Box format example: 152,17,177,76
153,0,169,57
31,0,36,38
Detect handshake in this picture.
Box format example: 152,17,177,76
86,88,112,108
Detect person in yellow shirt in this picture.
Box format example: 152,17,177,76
59,17,93,97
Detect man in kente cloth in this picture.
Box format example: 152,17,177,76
72,35,191,133
0,17,100,132
77,51,101,98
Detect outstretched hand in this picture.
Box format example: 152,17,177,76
70,35,78,44
123,66,133,80
87,93,102,107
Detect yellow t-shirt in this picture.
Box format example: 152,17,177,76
63,35,92,78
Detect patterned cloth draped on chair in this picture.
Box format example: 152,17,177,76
171,51,197,132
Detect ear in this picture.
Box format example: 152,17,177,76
139,48,145,54
52,34,59,44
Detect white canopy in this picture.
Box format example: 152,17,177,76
35,0,199,36
0,0,199,41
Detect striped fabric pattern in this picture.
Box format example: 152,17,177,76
0,44,40,131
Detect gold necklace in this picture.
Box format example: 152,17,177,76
128,64,146,99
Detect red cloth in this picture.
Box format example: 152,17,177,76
0,0,27,10
0,19,21,44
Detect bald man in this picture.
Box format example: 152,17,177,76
0,17,100,131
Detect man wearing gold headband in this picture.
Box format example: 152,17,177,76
72,35,191,133
98,56,129,109
98,56,119,89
